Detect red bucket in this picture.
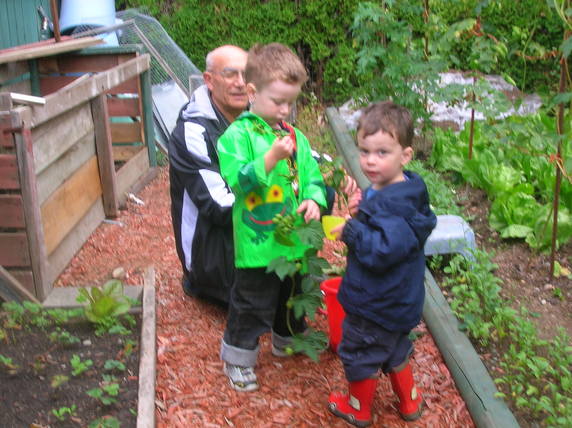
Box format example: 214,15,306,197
320,277,346,353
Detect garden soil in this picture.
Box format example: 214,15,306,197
55,166,474,427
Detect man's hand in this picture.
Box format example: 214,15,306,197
297,199,321,223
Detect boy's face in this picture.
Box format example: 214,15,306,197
357,129,413,191
247,80,301,129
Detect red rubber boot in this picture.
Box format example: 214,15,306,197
389,362,424,421
328,378,377,427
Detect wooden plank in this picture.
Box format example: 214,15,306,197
14,55,150,128
0,266,40,303
107,77,140,95
37,131,96,205
0,93,13,111
112,145,144,162
91,94,118,218
140,70,156,167
50,53,136,73
0,154,19,189
41,156,102,255
15,124,49,300
0,233,30,266
39,54,118,74
39,75,77,95
137,266,156,428
111,122,143,143
0,195,25,228
0,61,28,83
8,270,35,299
116,145,150,205
107,96,140,117
0,37,103,65
46,198,104,286
32,102,94,175
0,112,15,147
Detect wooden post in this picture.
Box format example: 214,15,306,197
140,69,156,167
91,94,119,218
11,113,49,300
49,0,62,43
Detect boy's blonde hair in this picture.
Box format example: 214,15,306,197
357,101,414,149
245,43,308,89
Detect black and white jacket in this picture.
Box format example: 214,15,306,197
168,85,235,304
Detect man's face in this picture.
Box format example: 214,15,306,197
204,49,248,121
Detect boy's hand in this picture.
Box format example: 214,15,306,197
329,217,349,240
348,188,362,217
297,199,321,223
264,136,294,173
342,176,358,195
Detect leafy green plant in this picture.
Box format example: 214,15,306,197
89,416,121,428
70,354,93,376
49,327,80,346
104,359,126,372
436,249,572,425
267,216,330,361
0,354,19,373
87,374,120,405
429,113,572,251
50,374,69,389
51,404,77,422
77,280,132,335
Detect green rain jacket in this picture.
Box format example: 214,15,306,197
218,112,327,268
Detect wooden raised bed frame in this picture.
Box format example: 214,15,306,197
0,45,156,301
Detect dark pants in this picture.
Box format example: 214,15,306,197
223,267,306,350
338,313,413,381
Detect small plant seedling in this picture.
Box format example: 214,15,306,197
553,287,564,301
50,374,69,388
70,354,93,376
0,354,19,374
122,339,136,357
87,374,120,405
51,404,77,422
104,359,126,372
49,327,80,346
89,416,121,428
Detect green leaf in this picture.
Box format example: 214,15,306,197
560,36,572,58
266,257,298,281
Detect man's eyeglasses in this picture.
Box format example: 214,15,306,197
208,67,246,82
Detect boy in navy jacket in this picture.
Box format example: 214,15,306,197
327,101,437,426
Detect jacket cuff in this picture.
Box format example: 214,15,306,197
342,219,359,248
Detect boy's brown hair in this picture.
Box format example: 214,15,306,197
357,101,414,148
245,43,308,89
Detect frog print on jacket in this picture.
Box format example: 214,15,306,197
242,184,292,244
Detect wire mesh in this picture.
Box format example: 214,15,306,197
71,8,202,95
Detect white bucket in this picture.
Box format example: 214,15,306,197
59,0,118,45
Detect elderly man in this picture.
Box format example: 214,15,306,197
169,45,359,306
168,45,247,305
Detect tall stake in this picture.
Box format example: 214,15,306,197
550,35,569,277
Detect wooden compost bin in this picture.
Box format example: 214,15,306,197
0,43,155,301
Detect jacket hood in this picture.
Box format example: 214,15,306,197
361,171,436,245
181,84,218,121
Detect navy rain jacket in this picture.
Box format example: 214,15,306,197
338,171,437,332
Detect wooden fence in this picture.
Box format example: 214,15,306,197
0,45,155,301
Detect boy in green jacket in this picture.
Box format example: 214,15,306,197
217,42,327,392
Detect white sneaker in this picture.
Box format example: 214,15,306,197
223,363,259,392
